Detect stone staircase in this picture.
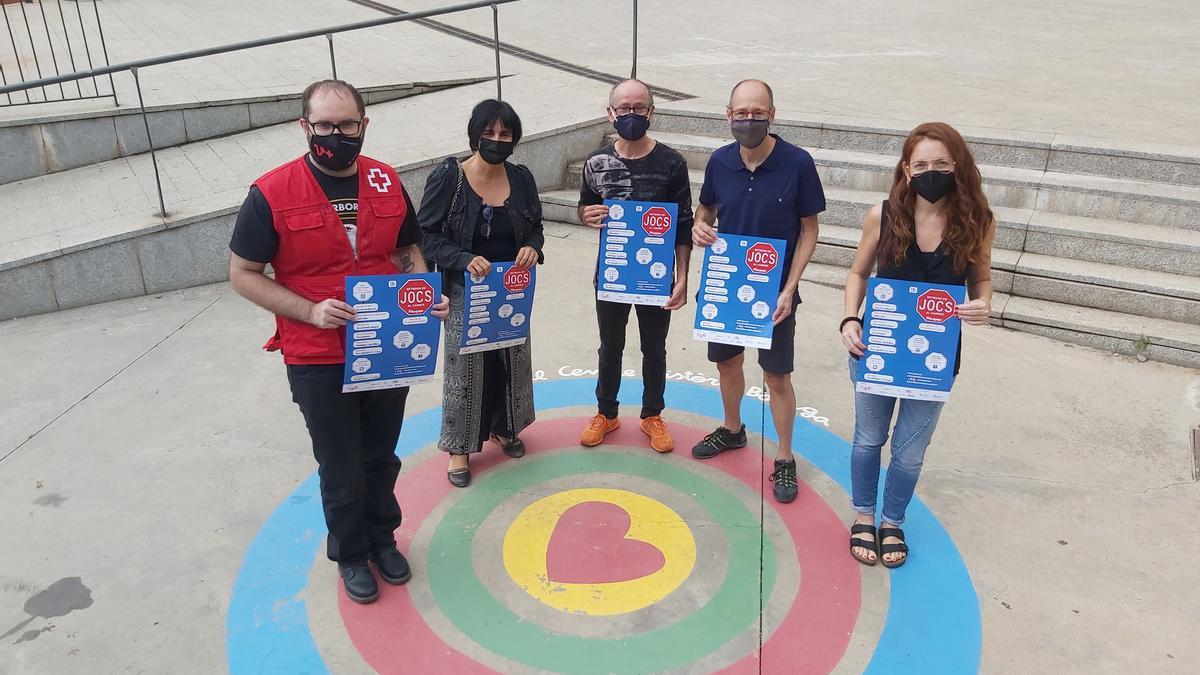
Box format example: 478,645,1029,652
538,112,1200,369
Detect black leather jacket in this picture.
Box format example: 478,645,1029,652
417,156,545,280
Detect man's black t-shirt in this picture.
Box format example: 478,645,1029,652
229,156,420,263
577,141,695,247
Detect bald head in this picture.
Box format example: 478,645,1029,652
608,78,655,110
728,79,774,109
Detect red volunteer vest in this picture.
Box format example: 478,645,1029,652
254,155,407,365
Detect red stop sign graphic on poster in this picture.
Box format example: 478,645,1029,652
397,279,435,315
745,242,779,274
916,289,957,323
641,206,672,237
504,266,531,293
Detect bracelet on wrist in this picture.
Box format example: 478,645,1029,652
838,316,863,332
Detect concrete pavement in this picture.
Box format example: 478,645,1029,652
1,227,1198,673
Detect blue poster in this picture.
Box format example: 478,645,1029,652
854,277,966,401
596,199,677,306
692,234,787,349
461,262,536,355
342,273,442,393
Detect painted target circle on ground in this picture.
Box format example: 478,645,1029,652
228,379,981,674
345,423,847,674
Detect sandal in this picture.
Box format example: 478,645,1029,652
849,523,878,566
490,433,525,458
878,526,908,568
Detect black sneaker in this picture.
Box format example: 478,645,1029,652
691,425,747,459
339,564,379,604
370,546,412,585
770,459,799,503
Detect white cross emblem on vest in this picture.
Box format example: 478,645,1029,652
367,167,392,193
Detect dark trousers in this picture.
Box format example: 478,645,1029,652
476,350,514,450
287,364,407,565
595,298,671,419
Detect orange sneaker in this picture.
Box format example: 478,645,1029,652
580,413,620,447
640,415,674,453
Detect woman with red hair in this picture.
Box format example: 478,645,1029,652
840,122,996,567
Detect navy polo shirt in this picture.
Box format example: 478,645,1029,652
698,134,826,274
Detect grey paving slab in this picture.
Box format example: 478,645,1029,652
136,213,237,294
182,104,252,142
0,125,48,183
113,110,188,156
0,261,58,321
40,117,120,173
46,239,146,310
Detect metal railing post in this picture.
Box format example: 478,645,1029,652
91,0,117,105
17,1,48,96
326,33,337,80
631,0,637,78
4,4,33,102
73,0,99,97
36,0,67,100
131,67,168,218
56,0,83,99
491,4,501,100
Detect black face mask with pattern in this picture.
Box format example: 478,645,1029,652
309,133,362,171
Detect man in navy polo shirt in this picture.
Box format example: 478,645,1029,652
690,79,825,504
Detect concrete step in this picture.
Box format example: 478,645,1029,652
562,160,1200,275
651,109,1200,189
607,131,1200,230
543,188,1200,325
0,70,614,322
799,263,1200,369
0,80,487,185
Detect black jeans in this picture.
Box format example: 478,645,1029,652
595,299,671,419
287,364,407,565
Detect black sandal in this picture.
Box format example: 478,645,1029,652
849,523,879,566
878,526,908,568
490,433,525,458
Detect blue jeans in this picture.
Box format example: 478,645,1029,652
847,355,947,526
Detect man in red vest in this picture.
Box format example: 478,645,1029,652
229,79,448,604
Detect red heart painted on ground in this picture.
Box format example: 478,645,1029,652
545,501,666,584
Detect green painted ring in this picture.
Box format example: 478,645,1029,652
426,451,775,674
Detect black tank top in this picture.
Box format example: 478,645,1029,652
876,200,968,375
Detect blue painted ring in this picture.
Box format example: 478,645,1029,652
226,378,981,674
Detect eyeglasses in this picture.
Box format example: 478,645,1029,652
728,109,770,121
612,105,651,116
306,119,362,136
908,159,955,173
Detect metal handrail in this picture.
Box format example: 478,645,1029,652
0,0,522,95
0,0,644,218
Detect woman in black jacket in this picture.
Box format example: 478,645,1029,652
418,99,544,487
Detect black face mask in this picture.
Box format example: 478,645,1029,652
909,170,956,203
309,133,362,171
478,138,514,165
613,113,650,141
731,119,770,149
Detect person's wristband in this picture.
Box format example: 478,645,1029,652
838,316,863,333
